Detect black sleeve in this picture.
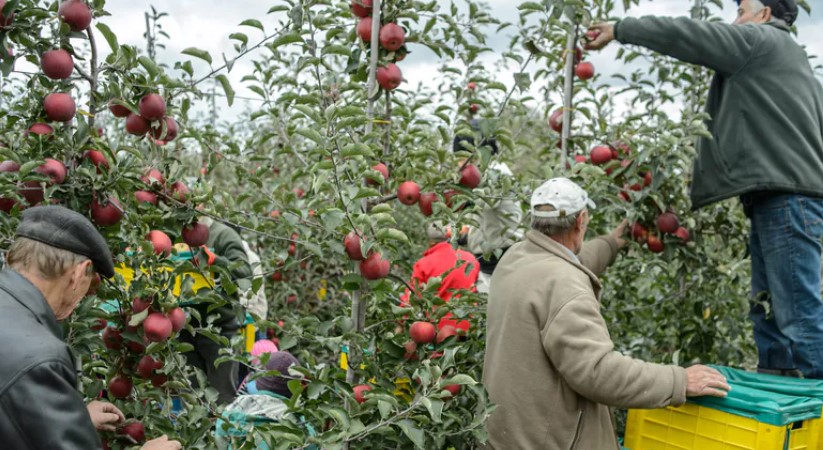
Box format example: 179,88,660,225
0,360,102,449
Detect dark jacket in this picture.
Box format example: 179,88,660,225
615,17,823,209
193,218,253,332
0,270,102,449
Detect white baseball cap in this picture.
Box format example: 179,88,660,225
530,177,596,218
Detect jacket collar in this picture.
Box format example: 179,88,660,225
765,20,790,33
0,269,63,339
525,230,603,292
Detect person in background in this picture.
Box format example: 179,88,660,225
0,205,181,450
182,216,252,404
466,161,523,293
237,339,279,395
401,222,480,333
586,0,823,379
216,351,315,450
482,178,730,449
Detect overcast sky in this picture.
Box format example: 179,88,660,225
75,1,823,122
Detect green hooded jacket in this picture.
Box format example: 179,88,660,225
615,16,823,208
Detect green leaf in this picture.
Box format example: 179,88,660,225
295,128,324,145
442,374,477,386
95,23,119,53
422,398,444,423
182,47,213,65
138,56,159,78
239,19,264,31
340,143,374,158
377,400,392,419
321,406,350,430
513,72,531,92
271,31,303,49
376,228,409,243
229,33,248,46
216,74,235,106
396,419,426,449
323,44,351,57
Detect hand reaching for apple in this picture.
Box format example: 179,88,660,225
584,24,615,50
610,219,629,249
86,400,125,431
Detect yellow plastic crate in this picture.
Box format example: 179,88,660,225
114,264,214,297
625,403,820,450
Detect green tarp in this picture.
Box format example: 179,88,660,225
684,365,823,426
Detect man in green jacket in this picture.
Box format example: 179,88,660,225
482,178,730,449
182,216,252,403
586,0,823,379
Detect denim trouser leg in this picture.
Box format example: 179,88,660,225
748,194,823,378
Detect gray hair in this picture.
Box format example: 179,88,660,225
7,237,92,280
531,205,580,237
750,0,789,27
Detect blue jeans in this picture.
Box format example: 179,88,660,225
748,193,823,378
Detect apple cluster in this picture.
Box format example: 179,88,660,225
352,0,406,91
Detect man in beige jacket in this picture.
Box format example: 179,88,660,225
482,178,730,450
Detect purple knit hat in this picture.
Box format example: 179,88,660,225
256,351,300,398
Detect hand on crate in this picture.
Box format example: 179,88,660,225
685,365,731,398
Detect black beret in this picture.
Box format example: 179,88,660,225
16,205,114,278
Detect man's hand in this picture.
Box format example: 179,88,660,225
609,219,628,249
86,400,125,431
140,435,183,450
685,365,731,398
584,24,615,50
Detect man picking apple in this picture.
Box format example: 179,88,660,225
482,178,730,449
0,206,181,450
586,0,823,379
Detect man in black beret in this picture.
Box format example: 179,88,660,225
586,0,823,380
0,205,181,450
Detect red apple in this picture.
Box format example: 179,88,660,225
379,23,405,52
292,187,305,198
102,327,122,350
125,113,150,135
169,181,189,202
629,183,642,192
83,150,109,171
367,163,389,185
150,375,168,388
409,321,436,344
436,325,458,345
90,318,107,331
40,49,73,79
0,160,20,173
397,181,420,205
631,223,648,243
119,422,145,443
376,63,402,91
643,171,653,187
108,376,132,399
141,168,165,186
44,93,76,122
132,297,152,314
647,235,665,253
138,94,166,120
136,355,163,379
90,196,123,227
589,145,612,165
467,82,477,90
0,0,14,28
143,312,172,342
271,271,284,282
459,164,481,189
359,252,390,280
657,212,680,234
146,230,172,256
150,117,178,141
108,101,130,117
287,294,298,305
618,190,630,202
58,0,92,32
418,192,436,216
353,384,371,404
182,222,209,247
575,61,594,80
0,160,19,212
36,158,67,184
344,231,364,260
351,0,372,17
469,103,479,114
443,384,461,399
403,341,418,361
356,17,372,42
548,109,564,133
134,190,158,205
675,227,690,242
574,155,587,164
168,307,186,332
28,123,53,136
